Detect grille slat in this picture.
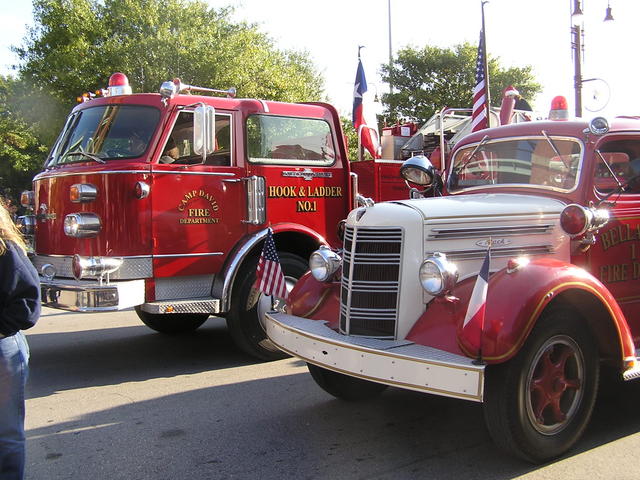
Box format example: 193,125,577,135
340,226,402,338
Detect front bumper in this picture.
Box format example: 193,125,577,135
265,312,485,402
41,278,145,312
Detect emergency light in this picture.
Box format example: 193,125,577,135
107,72,132,96
549,96,569,121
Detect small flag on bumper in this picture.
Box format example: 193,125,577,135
255,228,288,300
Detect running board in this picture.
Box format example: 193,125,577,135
623,357,640,381
141,297,220,315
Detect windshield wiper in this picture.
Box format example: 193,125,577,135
541,130,562,159
63,151,106,164
455,135,489,172
595,149,624,190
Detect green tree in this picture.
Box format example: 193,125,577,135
380,43,541,124
1,0,324,197
0,76,48,203
16,0,323,106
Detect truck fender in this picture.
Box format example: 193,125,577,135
213,224,326,312
408,257,635,365
287,272,341,330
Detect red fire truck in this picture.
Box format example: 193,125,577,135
19,73,424,360
265,112,640,461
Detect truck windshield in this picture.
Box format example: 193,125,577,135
448,136,582,192
48,105,160,167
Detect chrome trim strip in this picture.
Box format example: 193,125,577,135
429,224,554,239
153,252,224,258
213,228,271,312
36,170,150,180
36,169,236,179
151,171,236,177
430,244,554,261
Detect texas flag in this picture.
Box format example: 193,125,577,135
460,246,491,355
352,58,380,159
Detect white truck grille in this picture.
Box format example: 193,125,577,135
339,226,403,338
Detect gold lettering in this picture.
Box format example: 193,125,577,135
296,200,317,212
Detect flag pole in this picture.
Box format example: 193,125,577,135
473,236,491,366
481,1,491,126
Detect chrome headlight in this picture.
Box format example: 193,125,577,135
16,215,36,235
419,252,458,296
309,245,342,282
64,213,101,237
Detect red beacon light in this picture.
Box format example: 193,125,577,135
549,95,569,121
560,204,609,236
107,72,132,96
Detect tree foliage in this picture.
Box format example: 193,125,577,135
0,0,325,197
16,0,324,105
380,43,541,124
0,76,48,202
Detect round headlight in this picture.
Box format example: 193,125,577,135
419,253,458,296
309,245,342,282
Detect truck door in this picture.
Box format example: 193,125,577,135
150,109,246,283
244,113,349,247
590,142,640,343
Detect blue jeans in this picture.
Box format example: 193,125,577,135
0,332,29,480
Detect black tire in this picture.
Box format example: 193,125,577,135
227,252,307,361
135,306,209,334
308,363,388,401
483,308,599,463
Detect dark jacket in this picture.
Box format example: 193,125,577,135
0,241,40,337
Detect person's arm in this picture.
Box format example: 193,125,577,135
0,242,41,337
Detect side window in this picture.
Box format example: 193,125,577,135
246,115,335,166
159,111,232,166
595,140,640,194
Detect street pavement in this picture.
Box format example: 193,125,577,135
22,307,640,479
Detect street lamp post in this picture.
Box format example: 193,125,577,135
572,21,583,117
571,0,614,118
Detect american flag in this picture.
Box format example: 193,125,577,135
255,228,288,300
461,242,491,356
471,30,488,132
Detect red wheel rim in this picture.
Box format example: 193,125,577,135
525,335,585,435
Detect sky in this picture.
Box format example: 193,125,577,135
0,0,636,121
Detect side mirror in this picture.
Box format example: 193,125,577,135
400,155,442,197
193,104,216,158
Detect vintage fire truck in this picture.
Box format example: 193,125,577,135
265,111,640,461
19,73,427,360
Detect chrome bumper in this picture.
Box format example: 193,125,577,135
265,312,485,402
41,278,145,312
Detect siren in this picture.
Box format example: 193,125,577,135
159,77,237,99
107,73,132,96
499,85,520,125
549,96,569,121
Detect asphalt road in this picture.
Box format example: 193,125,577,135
21,307,640,480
